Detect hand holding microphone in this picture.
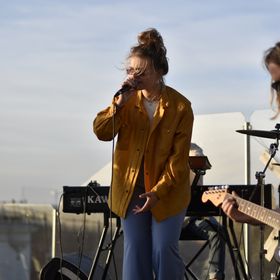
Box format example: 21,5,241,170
114,84,134,97
114,77,139,108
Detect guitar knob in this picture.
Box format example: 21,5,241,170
274,245,280,263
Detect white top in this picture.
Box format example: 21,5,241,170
143,99,159,122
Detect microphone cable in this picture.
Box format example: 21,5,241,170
107,103,120,280
87,102,120,280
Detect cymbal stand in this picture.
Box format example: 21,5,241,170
274,185,280,280
254,126,279,280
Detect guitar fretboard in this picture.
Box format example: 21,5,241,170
229,194,280,230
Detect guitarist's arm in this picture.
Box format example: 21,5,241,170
221,192,261,225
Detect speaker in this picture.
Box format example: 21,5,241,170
40,253,112,280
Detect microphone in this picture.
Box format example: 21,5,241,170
114,84,133,98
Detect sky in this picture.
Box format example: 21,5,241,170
1,0,280,204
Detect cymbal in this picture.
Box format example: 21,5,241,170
236,129,280,139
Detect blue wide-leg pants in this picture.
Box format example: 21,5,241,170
122,194,186,280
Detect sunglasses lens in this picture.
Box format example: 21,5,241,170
272,81,280,91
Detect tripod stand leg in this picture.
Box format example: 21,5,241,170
88,225,108,280
184,240,209,280
102,223,122,280
222,215,251,280
223,227,241,279
227,219,249,280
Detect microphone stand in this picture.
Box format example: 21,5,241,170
254,124,279,280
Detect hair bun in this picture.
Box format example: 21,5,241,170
128,28,169,76
137,28,166,55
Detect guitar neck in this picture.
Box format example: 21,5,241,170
231,194,280,230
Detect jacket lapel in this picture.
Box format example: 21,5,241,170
149,86,169,137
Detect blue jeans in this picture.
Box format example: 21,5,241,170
122,190,186,280
180,217,225,280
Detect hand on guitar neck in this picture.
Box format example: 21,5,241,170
202,187,279,228
220,191,261,225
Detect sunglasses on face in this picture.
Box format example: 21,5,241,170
272,81,280,92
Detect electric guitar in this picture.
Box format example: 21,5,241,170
201,188,280,231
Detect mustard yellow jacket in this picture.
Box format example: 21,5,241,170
93,85,193,222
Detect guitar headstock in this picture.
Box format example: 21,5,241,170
201,186,229,207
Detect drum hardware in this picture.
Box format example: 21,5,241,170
237,123,280,280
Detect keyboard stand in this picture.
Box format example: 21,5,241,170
88,213,121,280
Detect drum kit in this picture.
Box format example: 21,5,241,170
236,123,280,280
